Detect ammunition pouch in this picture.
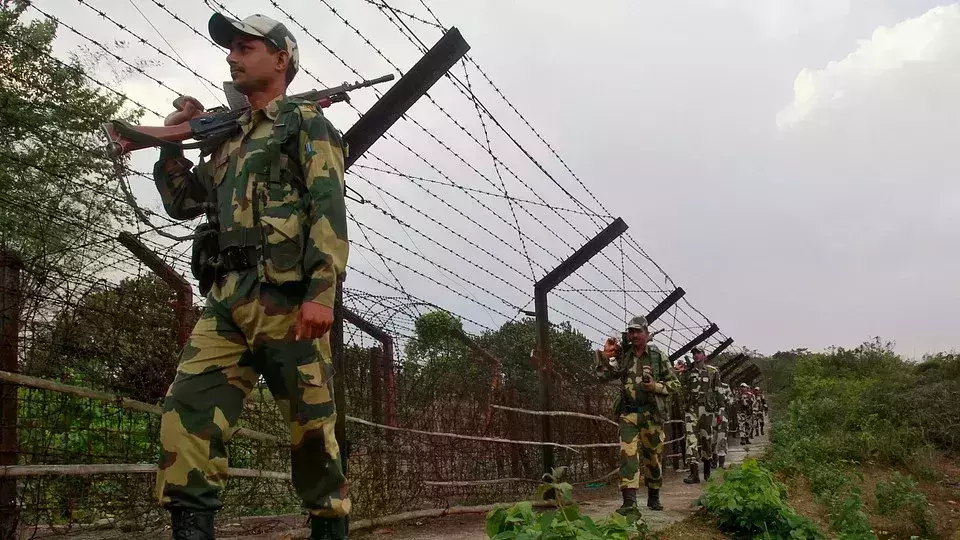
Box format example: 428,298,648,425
191,224,262,297
191,223,219,297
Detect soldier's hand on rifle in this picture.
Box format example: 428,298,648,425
295,301,334,340
164,96,206,126
601,337,621,360
640,366,657,392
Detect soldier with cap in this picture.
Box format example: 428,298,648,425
679,346,720,484
754,386,767,436
737,383,754,445
713,380,733,469
597,316,680,515
152,11,349,540
751,386,764,437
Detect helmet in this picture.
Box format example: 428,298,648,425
754,386,761,391
739,382,748,388
625,315,648,331
691,346,705,356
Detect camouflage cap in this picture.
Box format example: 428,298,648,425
625,315,648,331
209,13,299,78
691,346,705,355
739,382,748,388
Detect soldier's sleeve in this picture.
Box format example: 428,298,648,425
653,353,681,396
298,107,348,308
152,147,207,220
597,367,624,383
710,370,723,410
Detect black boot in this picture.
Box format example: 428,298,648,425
718,455,726,469
310,516,348,540
683,462,700,484
702,459,712,481
760,424,765,435
616,488,638,516
170,510,215,540
646,488,663,511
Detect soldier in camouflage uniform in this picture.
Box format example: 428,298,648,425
152,12,349,540
712,381,732,469
598,316,680,515
751,387,763,437
737,383,754,445
680,347,720,484
754,386,767,435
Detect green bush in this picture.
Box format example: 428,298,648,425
696,458,823,539
485,471,650,539
761,339,954,539
874,473,935,538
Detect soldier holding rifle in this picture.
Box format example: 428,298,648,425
152,12,349,540
596,316,680,515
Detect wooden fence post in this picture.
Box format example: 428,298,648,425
0,251,23,540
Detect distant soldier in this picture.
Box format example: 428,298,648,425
737,383,753,445
713,381,732,469
597,316,680,514
752,386,765,436
680,347,720,484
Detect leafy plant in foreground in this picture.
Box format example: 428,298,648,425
485,468,650,539
697,458,823,539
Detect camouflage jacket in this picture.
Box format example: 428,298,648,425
154,95,348,307
718,383,733,416
683,363,721,412
599,344,680,419
737,390,754,411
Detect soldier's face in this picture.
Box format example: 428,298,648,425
693,351,706,363
226,36,286,93
627,328,649,349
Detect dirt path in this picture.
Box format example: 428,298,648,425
353,429,771,540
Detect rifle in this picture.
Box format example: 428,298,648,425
101,74,394,158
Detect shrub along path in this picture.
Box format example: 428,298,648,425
349,426,771,540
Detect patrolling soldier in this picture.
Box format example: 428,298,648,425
152,12,349,540
713,380,732,469
680,347,720,484
754,386,767,435
752,386,764,437
737,383,754,445
597,316,680,515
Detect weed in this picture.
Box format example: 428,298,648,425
697,458,823,539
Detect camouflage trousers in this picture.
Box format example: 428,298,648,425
737,411,749,439
683,406,714,465
618,410,665,489
156,271,350,517
713,413,728,457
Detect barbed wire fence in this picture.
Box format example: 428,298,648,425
0,0,760,537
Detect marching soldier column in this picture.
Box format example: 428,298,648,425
677,347,721,484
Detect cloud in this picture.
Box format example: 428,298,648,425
777,4,960,128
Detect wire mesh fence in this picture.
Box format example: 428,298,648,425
0,1,756,537
0,252,634,538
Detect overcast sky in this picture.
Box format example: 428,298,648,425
31,0,960,358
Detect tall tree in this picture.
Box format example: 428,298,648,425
0,0,144,326
24,275,182,403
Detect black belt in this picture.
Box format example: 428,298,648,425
218,246,258,272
